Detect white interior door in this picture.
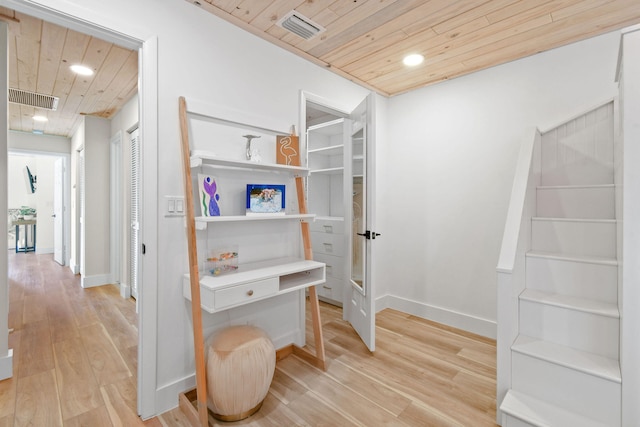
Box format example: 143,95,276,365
78,147,85,276
53,157,64,265
344,93,377,352
130,128,140,300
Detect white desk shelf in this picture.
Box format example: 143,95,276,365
183,258,325,313
195,213,314,223
190,150,310,176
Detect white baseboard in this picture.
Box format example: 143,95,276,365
377,294,497,339
69,263,79,275
81,273,112,289
120,282,131,299
0,349,13,380
155,373,196,418
35,247,53,255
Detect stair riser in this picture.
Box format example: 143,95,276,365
512,352,621,425
531,220,616,258
540,164,613,187
519,300,619,359
536,186,614,219
525,256,617,304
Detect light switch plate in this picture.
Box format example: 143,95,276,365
164,196,185,217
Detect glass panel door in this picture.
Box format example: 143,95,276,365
351,126,365,293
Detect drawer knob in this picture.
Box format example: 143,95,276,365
247,290,254,296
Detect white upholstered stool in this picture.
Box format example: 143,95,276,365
206,325,276,421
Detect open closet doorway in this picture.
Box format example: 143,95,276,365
302,91,378,352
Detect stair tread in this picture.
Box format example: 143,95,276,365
537,184,615,190
532,216,616,223
527,250,617,266
501,390,611,427
520,289,619,318
512,334,621,382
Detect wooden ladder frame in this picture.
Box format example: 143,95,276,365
177,96,326,427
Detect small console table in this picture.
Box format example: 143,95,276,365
13,219,36,253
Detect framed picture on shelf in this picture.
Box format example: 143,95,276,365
246,184,285,216
198,174,221,217
276,134,300,166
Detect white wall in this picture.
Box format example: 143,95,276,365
70,115,111,287
379,31,621,337
8,130,70,153
618,25,640,427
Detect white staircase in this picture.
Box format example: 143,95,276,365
500,103,621,426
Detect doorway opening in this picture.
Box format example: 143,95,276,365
2,2,158,418
7,150,70,263
302,91,378,352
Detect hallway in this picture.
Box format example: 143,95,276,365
0,252,143,426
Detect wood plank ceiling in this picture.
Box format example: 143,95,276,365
3,1,640,137
190,0,640,97
1,8,138,138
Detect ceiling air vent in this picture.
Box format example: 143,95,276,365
276,10,325,40
9,88,59,110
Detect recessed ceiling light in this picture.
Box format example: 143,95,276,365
32,115,48,122
403,54,424,67
70,64,94,76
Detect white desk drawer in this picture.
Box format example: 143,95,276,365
214,277,279,310
316,277,344,304
311,231,344,256
314,253,344,278
309,218,345,234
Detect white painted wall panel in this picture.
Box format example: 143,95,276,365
540,103,614,186
531,218,617,258
525,254,617,303
619,25,640,427
519,299,619,358
536,185,615,219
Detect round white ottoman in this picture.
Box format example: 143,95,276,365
206,325,276,421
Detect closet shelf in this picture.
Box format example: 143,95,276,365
310,167,344,175
190,149,310,175
308,145,344,155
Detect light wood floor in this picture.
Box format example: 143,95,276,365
1,253,498,426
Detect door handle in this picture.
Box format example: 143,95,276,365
356,230,381,240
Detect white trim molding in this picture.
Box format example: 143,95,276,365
0,349,13,380
377,294,497,339
81,273,113,289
